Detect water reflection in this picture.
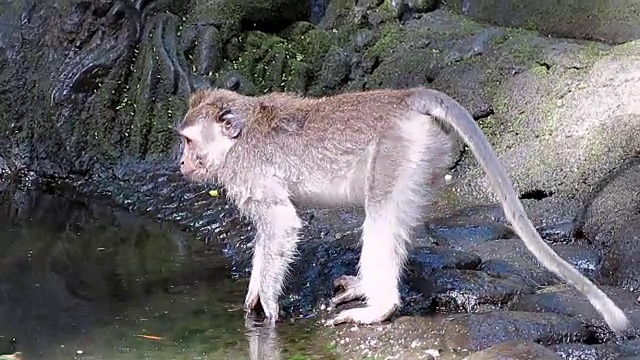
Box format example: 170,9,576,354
245,318,282,360
0,178,335,359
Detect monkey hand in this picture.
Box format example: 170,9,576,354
244,285,280,325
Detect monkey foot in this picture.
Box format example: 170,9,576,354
325,305,397,326
244,288,260,312
330,275,365,307
244,291,279,325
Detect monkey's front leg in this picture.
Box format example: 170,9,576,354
243,199,303,325
244,233,265,310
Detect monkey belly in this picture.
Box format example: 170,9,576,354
290,174,366,207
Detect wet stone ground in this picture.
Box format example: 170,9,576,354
3,165,640,359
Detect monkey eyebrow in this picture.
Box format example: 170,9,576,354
180,124,203,143
218,108,233,120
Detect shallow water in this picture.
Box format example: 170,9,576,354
0,179,337,360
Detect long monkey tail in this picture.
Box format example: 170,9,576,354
406,87,630,333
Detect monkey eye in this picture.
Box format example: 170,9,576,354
183,137,192,145
219,109,233,122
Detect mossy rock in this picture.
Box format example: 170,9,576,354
441,38,639,206
190,0,312,40
215,21,341,95
225,31,313,94
446,0,640,45
282,21,338,69
365,21,403,57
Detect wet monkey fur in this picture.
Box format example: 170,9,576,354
176,86,629,332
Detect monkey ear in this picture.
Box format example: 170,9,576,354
189,90,209,108
218,109,244,139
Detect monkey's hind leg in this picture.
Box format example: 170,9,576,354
327,115,452,326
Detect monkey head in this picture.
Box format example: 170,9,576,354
176,89,245,183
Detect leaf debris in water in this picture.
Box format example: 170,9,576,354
0,353,23,360
135,334,164,341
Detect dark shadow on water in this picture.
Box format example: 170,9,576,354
0,178,337,359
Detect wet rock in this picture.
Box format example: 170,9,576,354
0,157,8,175
552,243,604,281
603,213,640,292
447,0,640,44
425,218,514,248
444,310,590,352
409,246,482,275
329,315,448,360
464,340,563,360
479,258,561,289
318,0,371,31
431,191,584,232
552,343,621,360
535,221,577,244
510,285,640,342
412,269,533,312
469,238,605,283
280,238,361,316
552,338,640,360
240,0,313,32
521,197,585,231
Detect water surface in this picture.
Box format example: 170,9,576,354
0,179,336,359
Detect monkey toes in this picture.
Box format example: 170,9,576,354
244,287,260,311
244,290,279,325
330,275,365,307
326,275,399,326
325,305,398,326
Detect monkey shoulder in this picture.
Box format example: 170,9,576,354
249,96,311,134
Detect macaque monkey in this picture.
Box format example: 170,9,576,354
176,86,629,332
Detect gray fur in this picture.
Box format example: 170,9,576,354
177,87,629,333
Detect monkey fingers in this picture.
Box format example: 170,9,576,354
330,275,365,306
244,290,260,312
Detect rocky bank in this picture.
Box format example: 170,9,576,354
1,0,640,358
